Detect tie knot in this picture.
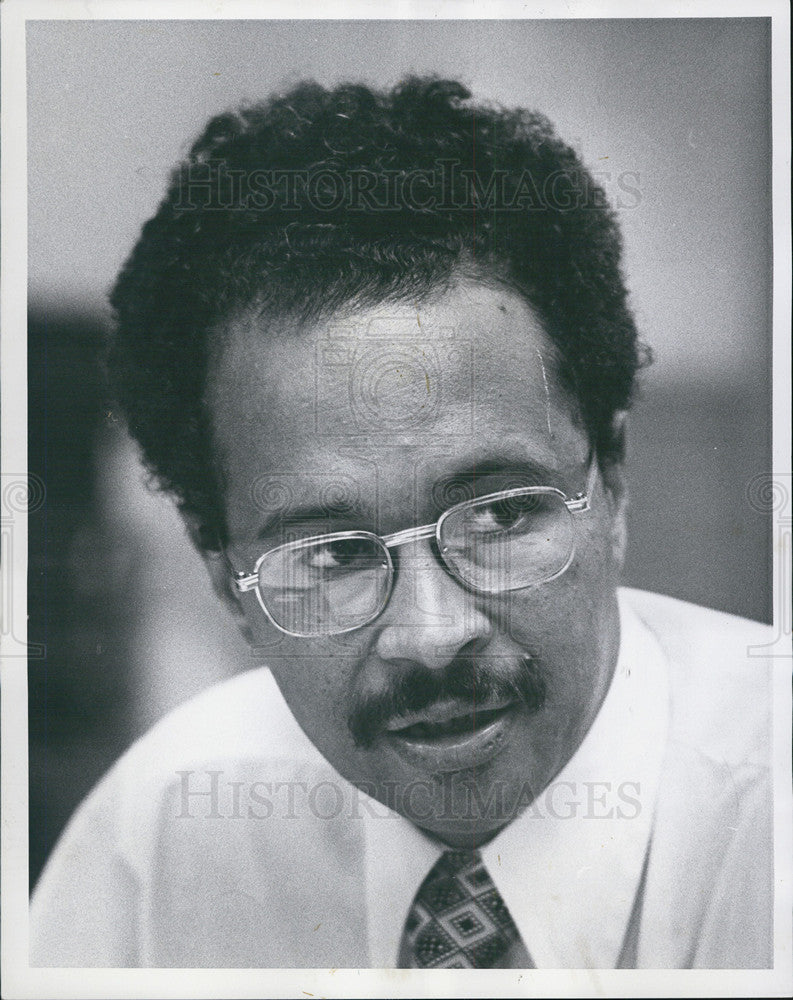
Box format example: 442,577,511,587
436,849,482,875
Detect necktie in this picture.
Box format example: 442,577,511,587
398,849,533,969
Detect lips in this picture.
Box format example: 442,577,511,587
383,698,517,773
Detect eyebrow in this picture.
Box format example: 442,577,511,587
254,455,565,542
436,455,563,488
255,504,361,542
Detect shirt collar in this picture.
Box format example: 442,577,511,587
362,590,671,968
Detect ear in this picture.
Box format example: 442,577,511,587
179,512,255,645
598,412,629,571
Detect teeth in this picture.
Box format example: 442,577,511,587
397,706,506,741
406,714,473,739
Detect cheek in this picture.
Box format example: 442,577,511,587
576,503,622,590
497,519,616,643
255,627,362,758
497,518,619,703
268,647,345,710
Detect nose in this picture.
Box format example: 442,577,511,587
374,539,493,671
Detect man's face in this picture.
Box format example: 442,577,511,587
207,279,625,846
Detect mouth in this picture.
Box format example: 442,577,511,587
382,699,518,773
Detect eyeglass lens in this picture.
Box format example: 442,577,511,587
257,535,391,635
441,491,574,593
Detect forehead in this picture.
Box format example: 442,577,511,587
208,280,589,538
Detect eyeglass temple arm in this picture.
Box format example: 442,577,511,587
227,549,259,593
566,454,599,513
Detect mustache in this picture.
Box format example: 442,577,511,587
348,653,546,749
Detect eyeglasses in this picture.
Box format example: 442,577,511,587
231,459,598,638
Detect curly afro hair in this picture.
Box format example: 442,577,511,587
109,76,647,550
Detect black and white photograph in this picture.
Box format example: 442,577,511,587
1,2,791,997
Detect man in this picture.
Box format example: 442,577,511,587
30,77,772,968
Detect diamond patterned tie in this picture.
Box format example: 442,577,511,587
398,849,533,969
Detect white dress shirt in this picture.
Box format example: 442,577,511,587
30,589,774,968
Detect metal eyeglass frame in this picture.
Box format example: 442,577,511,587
230,457,598,638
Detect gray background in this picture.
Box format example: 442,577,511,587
27,18,772,883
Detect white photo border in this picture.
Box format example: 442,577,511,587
2,1,791,997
